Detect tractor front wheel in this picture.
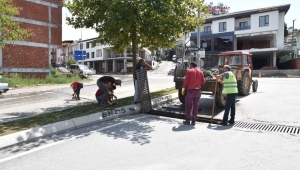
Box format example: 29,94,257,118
215,84,226,108
238,71,251,96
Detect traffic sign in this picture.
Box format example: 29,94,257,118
198,49,205,58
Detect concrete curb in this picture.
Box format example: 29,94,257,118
0,93,177,149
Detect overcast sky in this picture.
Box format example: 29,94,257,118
62,0,300,41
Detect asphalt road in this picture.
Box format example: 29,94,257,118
0,78,300,169
0,61,176,123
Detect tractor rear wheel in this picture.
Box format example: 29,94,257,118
215,84,226,108
238,71,251,96
178,89,186,104
252,80,258,92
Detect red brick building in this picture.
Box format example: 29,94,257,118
0,0,62,78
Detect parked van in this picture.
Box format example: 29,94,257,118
70,64,92,78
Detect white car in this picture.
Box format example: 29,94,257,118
70,64,92,78
0,74,9,94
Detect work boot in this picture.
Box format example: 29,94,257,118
183,120,190,125
228,119,235,125
219,121,228,126
191,121,196,126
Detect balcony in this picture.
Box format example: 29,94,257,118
235,26,251,31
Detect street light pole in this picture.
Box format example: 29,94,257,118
197,11,201,69
292,19,296,58
81,26,83,65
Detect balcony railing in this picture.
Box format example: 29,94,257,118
235,26,251,31
201,31,212,35
191,31,212,37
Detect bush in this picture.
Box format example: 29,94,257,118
51,67,57,75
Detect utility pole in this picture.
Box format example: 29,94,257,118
292,19,296,58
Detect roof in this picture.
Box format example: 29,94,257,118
205,4,290,24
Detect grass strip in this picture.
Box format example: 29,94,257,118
0,87,177,137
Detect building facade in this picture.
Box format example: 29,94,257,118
189,4,291,69
0,0,62,78
57,38,152,74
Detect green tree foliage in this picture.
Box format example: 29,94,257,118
0,0,32,48
64,0,208,80
284,22,288,37
66,59,77,67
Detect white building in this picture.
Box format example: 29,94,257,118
57,38,152,73
189,4,291,69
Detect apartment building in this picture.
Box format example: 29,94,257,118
189,4,291,69
57,38,152,74
0,0,62,78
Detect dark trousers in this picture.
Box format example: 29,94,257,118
75,89,81,98
223,93,236,121
185,89,201,122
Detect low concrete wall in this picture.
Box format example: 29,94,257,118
253,69,300,77
278,57,300,69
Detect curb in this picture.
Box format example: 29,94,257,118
0,93,178,149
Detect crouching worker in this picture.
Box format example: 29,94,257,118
71,81,83,100
95,83,113,106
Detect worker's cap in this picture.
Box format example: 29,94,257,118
224,65,231,69
116,79,122,86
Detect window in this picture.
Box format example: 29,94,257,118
228,55,242,65
214,36,233,51
86,52,90,59
86,42,90,48
219,22,226,32
80,43,83,50
204,26,211,34
92,52,95,58
259,15,269,27
200,38,211,51
239,21,248,27
243,55,251,65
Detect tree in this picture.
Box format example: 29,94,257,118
284,22,288,37
0,0,32,49
64,0,208,82
66,59,77,68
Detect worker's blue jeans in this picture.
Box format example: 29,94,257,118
223,93,236,121
96,80,108,104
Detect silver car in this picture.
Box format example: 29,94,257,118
0,74,9,94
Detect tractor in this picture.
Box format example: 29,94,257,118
174,51,258,107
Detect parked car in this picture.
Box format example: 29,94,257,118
0,73,9,94
56,67,70,74
172,55,177,62
70,64,92,78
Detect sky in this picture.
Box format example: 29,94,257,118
62,0,300,41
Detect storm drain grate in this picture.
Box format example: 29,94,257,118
233,121,300,135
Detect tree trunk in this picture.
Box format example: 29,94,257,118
132,9,138,84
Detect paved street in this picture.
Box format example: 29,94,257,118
0,61,176,123
0,78,300,169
